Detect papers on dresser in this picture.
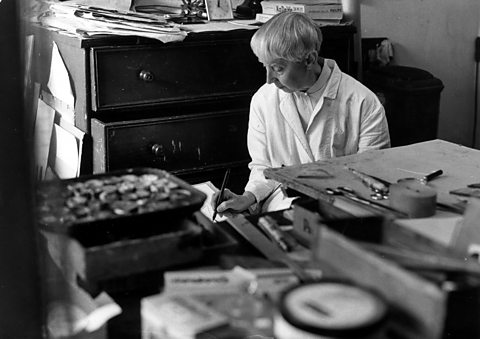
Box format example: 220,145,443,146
38,2,187,43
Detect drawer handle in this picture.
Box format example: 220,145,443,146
139,70,155,82
152,144,164,156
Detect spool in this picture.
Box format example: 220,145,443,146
389,180,437,218
274,281,388,339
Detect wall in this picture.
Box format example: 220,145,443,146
361,0,480,147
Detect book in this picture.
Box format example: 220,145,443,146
256,12,342,25
264,0,341,4
260,2,343,20
255,12,274,23
141,294,229,339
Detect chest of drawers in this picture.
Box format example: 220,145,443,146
33,24,355,191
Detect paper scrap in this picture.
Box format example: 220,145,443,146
193,181,229,222
48,42,75,112
70,0,133,12
34,99,56,181
51,124,82,179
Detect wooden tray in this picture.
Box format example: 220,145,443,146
36,167,206,237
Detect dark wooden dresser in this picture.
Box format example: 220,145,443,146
33,24,356,191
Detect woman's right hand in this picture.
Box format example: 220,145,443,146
211,189,256,215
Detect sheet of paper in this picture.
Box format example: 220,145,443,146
51,124,81,179
193,181,228,222
34,99,56,181
47,42,75,119
69,0,133,11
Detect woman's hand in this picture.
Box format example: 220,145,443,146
211,189,256,215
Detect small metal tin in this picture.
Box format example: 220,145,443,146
274,280,388,339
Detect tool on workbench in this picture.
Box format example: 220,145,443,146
398,169,443,184
325,187,408,218
467,182,480,189
351,171,464,215
346,167,390,200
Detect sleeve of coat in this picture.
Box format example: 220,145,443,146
244,95,280,203
358,95,391,152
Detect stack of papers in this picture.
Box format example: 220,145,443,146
37,2,187,43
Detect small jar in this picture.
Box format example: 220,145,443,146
274,280,388,339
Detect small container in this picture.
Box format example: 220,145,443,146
274,281,388,339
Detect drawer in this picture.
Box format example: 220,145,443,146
90,40,265,112
91,110,250,174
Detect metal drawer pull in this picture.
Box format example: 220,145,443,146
139,70,155,82
151,144,164,156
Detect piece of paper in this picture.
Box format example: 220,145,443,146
41,90,75,126
193,181,228,222
47,42,75,114
34,99,56,181
50,124,82,179
70,0,133,11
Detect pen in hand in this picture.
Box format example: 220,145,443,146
212,168,231,222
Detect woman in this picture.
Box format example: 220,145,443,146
213,12,390,215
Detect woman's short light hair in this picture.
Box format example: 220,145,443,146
251,12,323,64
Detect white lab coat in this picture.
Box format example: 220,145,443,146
244,59,390,212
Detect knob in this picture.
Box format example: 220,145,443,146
151,144,164,156
139,70,154,82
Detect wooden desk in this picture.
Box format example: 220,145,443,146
265,139,479,209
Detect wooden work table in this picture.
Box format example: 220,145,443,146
265,139,480,246
265,139,480,208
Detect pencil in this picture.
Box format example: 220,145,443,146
212,168,230,222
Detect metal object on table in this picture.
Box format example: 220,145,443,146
398,169,444,185
346,167,390,200
325,186,408,218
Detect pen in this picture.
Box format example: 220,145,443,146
212,168,230,222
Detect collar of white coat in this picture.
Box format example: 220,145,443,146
276,59,341,161
279,58,341,101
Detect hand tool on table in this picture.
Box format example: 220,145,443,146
226,214,314,283
325,186,408,218
398,169,444,184
346,167,390,200
349,171,464,215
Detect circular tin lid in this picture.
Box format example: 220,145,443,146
278,280,388,338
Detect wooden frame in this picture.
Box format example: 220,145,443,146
204,0,234,21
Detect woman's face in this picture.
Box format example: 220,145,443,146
264,58,309,93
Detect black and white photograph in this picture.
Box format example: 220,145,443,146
1,0,480,338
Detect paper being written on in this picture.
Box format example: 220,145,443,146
193,181,228,222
